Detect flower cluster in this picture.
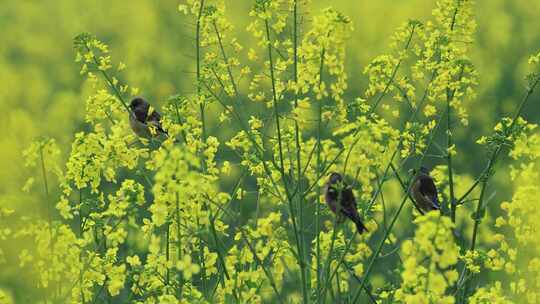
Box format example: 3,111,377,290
394,212,459,303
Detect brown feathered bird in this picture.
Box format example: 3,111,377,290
410,166,440,213
128,97,168,138
324,172,368,234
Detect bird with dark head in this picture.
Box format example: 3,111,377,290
410,166,440,213
324,172,368,234
128,97,168,138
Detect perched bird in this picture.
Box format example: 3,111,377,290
128,97,168,138
410,166,440,213
324,172,368,234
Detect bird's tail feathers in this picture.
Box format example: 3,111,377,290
354,218,368,234
431,196,441,210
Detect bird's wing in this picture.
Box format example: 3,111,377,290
147,110,167,134
147,109,161,122
324,184,339,213
326,186,338,199
133,107,148,123
341,187,357,207
340,187,360,217
419,176,440,209
339,187,367,233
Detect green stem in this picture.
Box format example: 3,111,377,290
263,14,308,303
196,0,207,155
315,43,327,304
212,20,238,96
38,145,54,302
447,66,465,222
447,93,456,222
175,193,184,296
263,19,286,194
196,1,210,296
166,222,171,286
446,0,461,222
38,145,52,238
79,187,85,304
344,264,378,304
292,1,309,300
293,0,310,296
320,219,339,302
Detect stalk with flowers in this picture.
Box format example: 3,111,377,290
2,0,540,303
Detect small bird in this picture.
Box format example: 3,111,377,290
128,97,168,138
410,166,440,213
324,172,368,234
